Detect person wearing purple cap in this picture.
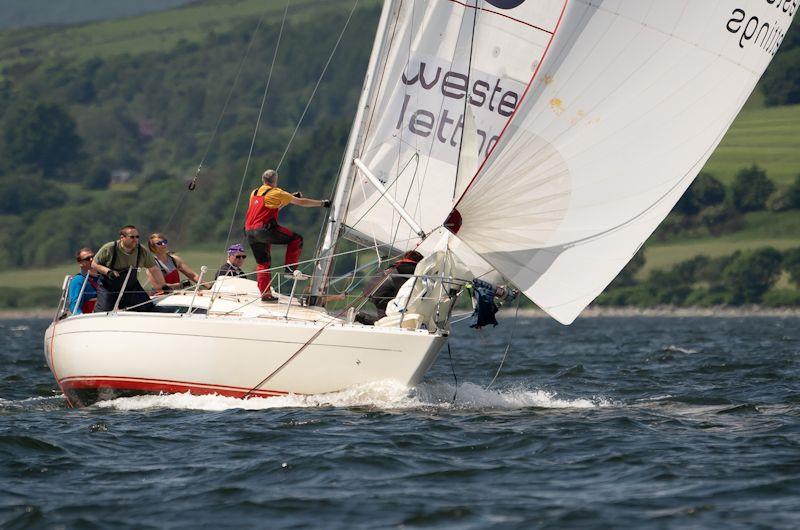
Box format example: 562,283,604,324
216,244,247,279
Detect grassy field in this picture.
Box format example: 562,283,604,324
702,103,800,186
0,0,367,70
641,211,800,278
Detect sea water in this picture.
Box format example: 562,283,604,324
1,316,798,529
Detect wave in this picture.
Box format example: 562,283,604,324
94,381,610,412
0,395,66,412
661,345,699,354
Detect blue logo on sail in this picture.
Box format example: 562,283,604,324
485,0,526,9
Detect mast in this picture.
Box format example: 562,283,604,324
310,0,398,302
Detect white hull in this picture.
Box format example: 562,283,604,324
44,310,447,407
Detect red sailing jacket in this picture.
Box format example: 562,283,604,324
244,186,281,230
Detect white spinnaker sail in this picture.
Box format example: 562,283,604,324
451,1,796,324
341,0,565,257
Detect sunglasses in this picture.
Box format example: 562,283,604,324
155,239,169,246
78,255,94,262
233,254,247,259
124,234,140,239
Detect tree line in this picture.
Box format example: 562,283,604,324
655,165,800,240
0,5,379,269
598,246,800,308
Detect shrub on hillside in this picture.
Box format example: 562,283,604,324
608,247,646,288
786,174,800,210
0,174,66,215
644,269,693,305
1,100,84,176
683,286,734,307
766,189,795,212
731,165,775,212
783,247,800,287
722,247,784,303
761,47,800,106
762,289,800,307
83,162,112,190
675,172,726,215
697,204,743,235
594,285,658,307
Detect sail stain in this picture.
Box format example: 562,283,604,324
549,97,565,115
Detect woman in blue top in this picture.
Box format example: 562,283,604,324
67,247,99,315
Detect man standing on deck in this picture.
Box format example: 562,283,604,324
244,169,330,302
92,225,170,312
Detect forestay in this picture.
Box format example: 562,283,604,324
450,0,797,324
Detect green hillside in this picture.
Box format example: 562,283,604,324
703,104,800,186
0,0,195,31
0,0,363,72
0,0,798,310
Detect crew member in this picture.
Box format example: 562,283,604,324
216,244,248,278
244,169,330,302
148,232,201,289
92,225,170,312
356,250,423,325
67,247,99,315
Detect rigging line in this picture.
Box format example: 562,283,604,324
334,0,409,257
345,152,419,234
452,0,480,200
388,0,416,249
223,0,291,252
275,0,361,172
361,0,404,149
326,0,404,276
388,0,477,249
485,292,521,389
191,8,271,190
217,237,419,315
241,255,409,399
447,342,458,404
387,155,420,251
407,0,479,227
451,0,569,210
243,230,435,398
165,8,271,229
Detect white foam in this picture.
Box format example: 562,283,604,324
662,345,699,354
94,380,609,412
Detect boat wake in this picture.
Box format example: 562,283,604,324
93,381,610,412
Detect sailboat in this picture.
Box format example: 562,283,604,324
44,0,795,407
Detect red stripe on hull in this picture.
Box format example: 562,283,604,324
59,376,288,408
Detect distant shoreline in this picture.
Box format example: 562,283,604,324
3,306,800,321
514,306,800,318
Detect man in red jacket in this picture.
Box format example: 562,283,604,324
244,169,330,301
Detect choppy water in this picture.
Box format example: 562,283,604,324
1,316,799,529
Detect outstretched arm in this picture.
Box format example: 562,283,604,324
291,196,330,208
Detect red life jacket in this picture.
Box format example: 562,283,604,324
80,276,98,314
156,254,181,284
244,186,281,230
